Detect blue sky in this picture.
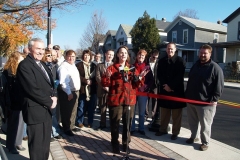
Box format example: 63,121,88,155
34,0,239,50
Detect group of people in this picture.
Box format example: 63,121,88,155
0,37,224,159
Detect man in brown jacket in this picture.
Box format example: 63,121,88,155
95,50,114,130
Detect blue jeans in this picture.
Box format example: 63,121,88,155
76,94,97,125
131,96,148,131
51,107,61,138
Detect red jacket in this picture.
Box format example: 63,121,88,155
101,63,143,106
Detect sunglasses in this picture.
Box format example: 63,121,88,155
46,54,52,57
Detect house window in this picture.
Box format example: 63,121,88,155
238,22,240,40
236,48,240,61
120,42,123,45
121,31,123,35
183,29,188,44
172,31,177,43
214,33,219,43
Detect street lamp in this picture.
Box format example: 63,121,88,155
47,0,52,45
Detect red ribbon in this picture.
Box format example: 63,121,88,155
136,91,211,105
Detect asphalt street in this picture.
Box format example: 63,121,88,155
181,86,240,149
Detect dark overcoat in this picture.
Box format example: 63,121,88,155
157,54,186,109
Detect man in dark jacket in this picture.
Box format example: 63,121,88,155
155,42,186,140
17,38,57,160
185,44,224,151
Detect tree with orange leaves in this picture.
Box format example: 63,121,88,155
0,0,91,56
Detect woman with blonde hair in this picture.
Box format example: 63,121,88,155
3,51,25,154
42,49,62,141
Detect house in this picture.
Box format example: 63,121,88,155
115,24,134,63
103,30,117,53
156,18,171,43
211,7,240,69
103,19,171,63
164,16,227,69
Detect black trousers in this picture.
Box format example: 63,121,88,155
27,114,52,160
6,110,24,150
58,89,79,132
109,105,135,147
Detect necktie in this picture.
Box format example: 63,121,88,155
38,62,50,82
106,62,109,67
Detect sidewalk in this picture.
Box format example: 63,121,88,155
2,110,239,160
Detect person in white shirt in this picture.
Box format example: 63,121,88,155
57,50,81,136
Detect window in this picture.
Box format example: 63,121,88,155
214,33,219,43
183,29,188,44
172,31,177,43
238,21,240,40
120,42,123,45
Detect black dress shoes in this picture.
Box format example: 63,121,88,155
16,145,26,151
54,135,63,139
155,132,168,136
122,144,130,154
97,126,106,130
112,145,120,154
64,130,74,136
171,135,178,140
72,127,81,132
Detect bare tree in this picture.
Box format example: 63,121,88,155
79,10,108,53
0,0,92,13
173,9,199,20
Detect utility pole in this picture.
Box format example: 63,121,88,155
47,0,52,45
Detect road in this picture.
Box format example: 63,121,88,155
181,86,240,149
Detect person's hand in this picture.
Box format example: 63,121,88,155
105,69,112,78
139,69,150,79
163,84,174,92
212,101,217,106
50,96,58,109
103,87,109,92
86,79,92,85
68,94,73,101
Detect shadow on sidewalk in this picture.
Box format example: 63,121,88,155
59,127,170,160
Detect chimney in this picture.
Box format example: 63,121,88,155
217,20,222,25
162,18,166,22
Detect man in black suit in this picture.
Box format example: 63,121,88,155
17,38,57,160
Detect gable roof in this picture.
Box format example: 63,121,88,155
120,24,133,37
156,20,171,31
165,16,227,33
106,30,117,36
223,7,240,23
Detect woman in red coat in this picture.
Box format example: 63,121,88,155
102,46,147,154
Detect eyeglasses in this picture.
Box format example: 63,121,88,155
152,56,158,59
46,54,52,57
